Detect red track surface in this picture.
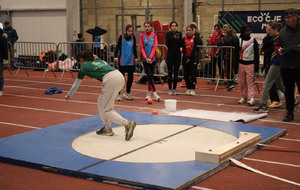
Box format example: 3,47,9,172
0,69,299,190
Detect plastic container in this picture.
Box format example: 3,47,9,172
164,99,177,112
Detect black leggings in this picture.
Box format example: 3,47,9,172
167,56,181,90
143,61,156,92
183,61,198,90
119,66,134,93
281,68,300,112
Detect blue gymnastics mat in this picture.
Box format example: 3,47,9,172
0,111,285,190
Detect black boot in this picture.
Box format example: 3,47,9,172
283,111,294,122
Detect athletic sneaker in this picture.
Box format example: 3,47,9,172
115,94,122,101
185,89,191,95
123,93,133,100
168,89,173,95
153,92,161,102
145,91,151,100
238,98,245,104
295,101,300,111
253,106,269,113
172,89,177,95
189,89,196,96
0,91,3,96
268,101,282,108
96,127,114,136
248,98,255,106
227,85,235,91
283,111,294,122
125,121,136,141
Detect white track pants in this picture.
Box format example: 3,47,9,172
97,70,128,128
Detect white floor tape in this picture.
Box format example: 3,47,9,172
191,186,214,190
279,138,300,142
257,143,287,149
230,158,300,187
168,109,267,123
243,158,300,168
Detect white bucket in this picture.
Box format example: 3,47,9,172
164,99,177,112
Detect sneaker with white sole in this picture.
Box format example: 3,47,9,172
189,89,196,96
248,98,255,106
0,91,3,96
253,106,269,113
153,92,161,102
145,91,151,100
185,89,191,95
115,94,122,101
96,127,114,136
238,98,245,104
168,89,173,95
123,93,133,100
172,89,177,95
125,121,136,141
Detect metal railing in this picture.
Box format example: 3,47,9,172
9,42,238,89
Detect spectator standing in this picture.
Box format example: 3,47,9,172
208,24,224,83
279,8,300,122
114,24,138,101
0,28,8,96
3,21,18,69
182,25,200,96
87,26,107,59
3,21,18,45
165,21,184,95
217,29,239,91
254,22,285,113
261,32,282,108
237,26,259,106
74,33,88,58
139,21,160,101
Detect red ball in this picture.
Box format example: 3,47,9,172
147,98,153,104
151,110,158,114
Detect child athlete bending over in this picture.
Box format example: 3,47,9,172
65,50,136,141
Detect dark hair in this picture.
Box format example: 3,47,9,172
283,8,299,17
76,49,94,62
240,26,250,34
214,24,221,29
4,21,9,25
0,28,3,36
169,21,178,28
125,24,133,31
267,22,282,31
186,25,193,30
144,21,153,26
77,33,83,39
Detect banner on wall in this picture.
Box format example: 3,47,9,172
218,10,285,33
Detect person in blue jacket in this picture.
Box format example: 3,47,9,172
114,25,138,101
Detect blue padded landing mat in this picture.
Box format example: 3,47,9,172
0,111,286,190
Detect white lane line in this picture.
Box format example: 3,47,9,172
5,79,100,88
191,186,214,190
257,143,288,149
0,121,41,129
231,158,300,187
5,86,99,96
0,104,93,116
243,157,300,168
279,138,300,142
